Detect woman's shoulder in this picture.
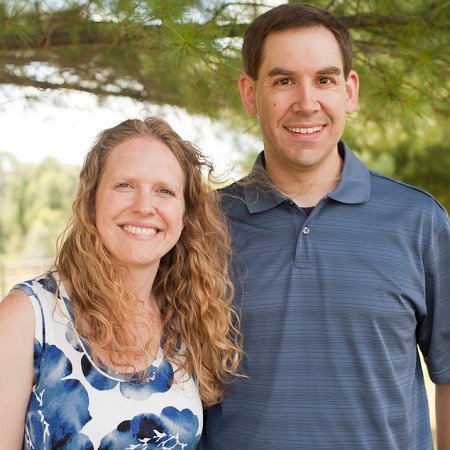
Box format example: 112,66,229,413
0,287,35,324
0,286,36,384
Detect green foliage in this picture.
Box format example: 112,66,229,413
2,0,447,120
0,154,79,257
390,117,450,208
0,0,449,210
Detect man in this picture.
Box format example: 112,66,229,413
200,3,450,449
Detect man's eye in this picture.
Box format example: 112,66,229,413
318,77,333,85
276,78,291,86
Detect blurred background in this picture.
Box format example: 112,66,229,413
1,2,448,440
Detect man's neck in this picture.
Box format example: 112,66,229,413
267,157,343,208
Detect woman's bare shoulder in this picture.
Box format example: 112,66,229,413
0,288,35,330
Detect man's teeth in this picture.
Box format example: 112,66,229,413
123,225,157,236
287,126,322,134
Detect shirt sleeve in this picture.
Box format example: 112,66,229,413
419,212,450,384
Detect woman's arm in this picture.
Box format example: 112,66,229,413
0,289,35,449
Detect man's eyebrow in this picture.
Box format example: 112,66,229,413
266,65,343,77
267,67,294,77
317,66,342,75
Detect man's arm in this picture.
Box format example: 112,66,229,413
436,381,450,450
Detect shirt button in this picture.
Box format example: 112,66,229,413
302,226,310,235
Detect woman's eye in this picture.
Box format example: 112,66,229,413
116,182,132,188
159,188,174,196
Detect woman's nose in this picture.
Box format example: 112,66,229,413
132,190,157,215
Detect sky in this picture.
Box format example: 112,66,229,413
0,85,261,179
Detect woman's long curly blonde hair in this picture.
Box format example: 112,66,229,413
55,117,242,407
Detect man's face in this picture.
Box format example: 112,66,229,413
239,26,359,179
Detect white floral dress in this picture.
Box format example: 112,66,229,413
15,272,202,449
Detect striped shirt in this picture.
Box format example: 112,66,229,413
201,142,450,449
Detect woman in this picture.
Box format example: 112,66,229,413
0,117,242,449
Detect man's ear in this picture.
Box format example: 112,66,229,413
345,69,359,113
238,73,257,116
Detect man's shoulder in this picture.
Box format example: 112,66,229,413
370,170,447,213
217,180,249,216
219,178,245,192
218,180,246,201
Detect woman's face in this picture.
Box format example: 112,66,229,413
95,136,185,274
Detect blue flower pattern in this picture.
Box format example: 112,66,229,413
25,341,93,449
18,275,202,449
99,407,199,449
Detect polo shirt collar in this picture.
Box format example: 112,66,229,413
243,141,371,214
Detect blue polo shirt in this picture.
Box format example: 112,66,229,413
201,142,450,449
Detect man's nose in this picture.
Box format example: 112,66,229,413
292,83,320,114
